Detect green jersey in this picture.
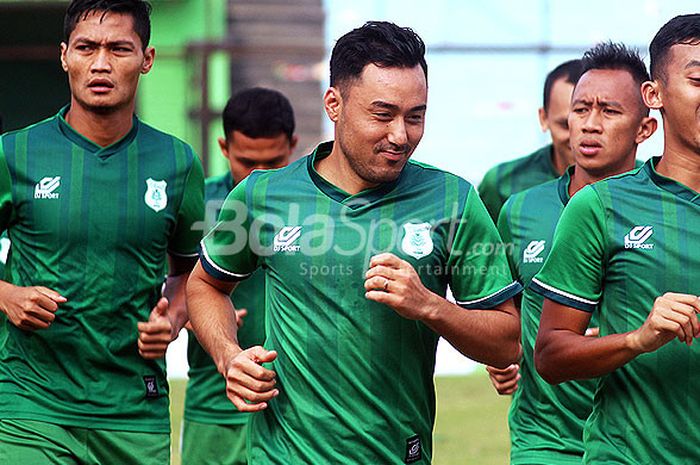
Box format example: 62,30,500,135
185,172,266,425
500,167,596,465
532,158,700,464
479,145,558,222
200,141,521,464
0,107,204,433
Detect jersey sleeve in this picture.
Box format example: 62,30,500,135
447,185,522,309
477,168,504,223
199,177,258,282
496,197,519,280
0,138,14,233
530,185,607,312
168,152,205,258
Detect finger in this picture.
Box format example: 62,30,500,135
34,286,68,303
184,321,193,331
364,265,396,280
667,301,700,342
139,349,167,360
236,308,248,319
247,347,278,365
228,369,278,394
150,297,169,320
495,374,520,393
226,391,274,413
364,276,392,292
227,382,279,405
365,290,396,305
656,309,694,345
138,330,172,343
31,292,61,313
584,327,600,337
662,292,700,306
17,315,52,330
369,253,402,269
137,320,172,335
25,307,57,324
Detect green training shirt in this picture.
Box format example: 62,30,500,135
500,167,596,465
185,171,266,425
478,145,558,222
200,141,521,464
0,107,204,433
531,158,700,464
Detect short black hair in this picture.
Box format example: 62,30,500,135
222,87,296,142
649,14,700,81
330,21,427,91
64,0,152,50
543,59,582,112
582,42,650,85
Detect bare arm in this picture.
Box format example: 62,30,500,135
535,293,700,384
186,261,278,412
364,253,520,368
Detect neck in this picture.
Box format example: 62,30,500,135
551,146,573,176
315,143,378,195
65,98,135,147
656,141,700,193
568,156,637,198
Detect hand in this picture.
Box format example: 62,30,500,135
628,292,700,353
235,308,248,329
138,297,176,359
585,327,600,337
0,284,66,330
486,364,520,395
224,346,278,412
364,253,439,320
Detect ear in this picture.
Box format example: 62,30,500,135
141,46,155,74
60,42,68,72
537,107,548,132
217,137,230,160
641,80,662,110
635,116,658,145
289,135,299,152
323,87,342,123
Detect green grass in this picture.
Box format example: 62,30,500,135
169,369,511,465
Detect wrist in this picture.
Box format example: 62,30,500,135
216,344,243,375
624,330,646,355
420,292,444,323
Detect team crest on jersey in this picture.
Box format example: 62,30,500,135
401,222,433,259
144,178,167,212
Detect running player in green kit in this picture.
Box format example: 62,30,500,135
0,1,204,464
487,42,657,464
182,87,297,465
187,21,521,464
533,14,700,464
479,60,583,222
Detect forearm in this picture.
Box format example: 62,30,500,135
535,329,641,384
423,295,521,368
163,274,189,333
186,269,241,374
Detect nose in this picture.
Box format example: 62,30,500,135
387,119,408,146
90,48,111,73
582,109,602,133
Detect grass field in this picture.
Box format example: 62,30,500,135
169,369,511,465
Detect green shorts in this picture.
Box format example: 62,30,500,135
181,420,248,465
0,419,170,465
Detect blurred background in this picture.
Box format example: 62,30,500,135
1,0,698,379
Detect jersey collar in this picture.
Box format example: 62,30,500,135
56,105,139,160
556,165,575,206
307,141,402,209
646,156,700,204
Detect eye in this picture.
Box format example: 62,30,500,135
603,108,621,115
406,114,424,124
572,107,587,114
374,112,392,120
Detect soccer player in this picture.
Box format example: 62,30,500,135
479,60,583,222
186,21,521,464
0,1,204,464
182,87,297,465
487,42,657,464
532,14,700,464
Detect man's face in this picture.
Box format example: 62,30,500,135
218,131,296,184
60,11,154,114
540,78,575,164
652,44,700,154
569,68,646,175
326,64,427,186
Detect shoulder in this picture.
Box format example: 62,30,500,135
136,121,198,164
485,145,552,179
404,159,474,194
587,163,648,202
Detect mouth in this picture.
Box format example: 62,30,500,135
379,150,406,162
578,140,603,156
87,79,115,93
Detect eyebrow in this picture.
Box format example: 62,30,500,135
370,101,427,112
685,59,700,69
73,37,136,47
572,98,624,109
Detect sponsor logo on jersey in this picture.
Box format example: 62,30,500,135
274,226,302,252
144,178,168,212
523,240,546,263
624,225,654,250
401,222,433,259
34,176,61,199
404,435,422,464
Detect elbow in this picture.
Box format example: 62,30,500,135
534,338,565,385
